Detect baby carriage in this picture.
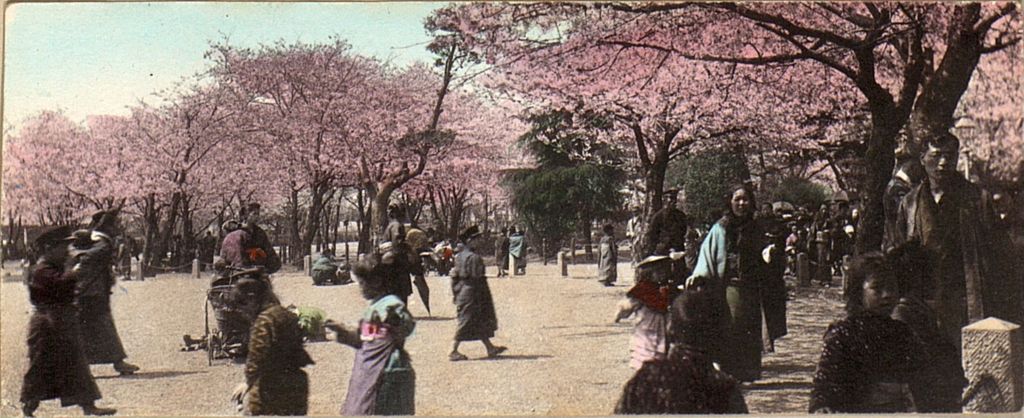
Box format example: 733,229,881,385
203,266,267,365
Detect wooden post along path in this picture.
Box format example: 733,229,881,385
557,251,568,277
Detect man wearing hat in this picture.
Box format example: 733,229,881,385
449,225,508,361
644,189,690,281
21,225,117,416
71,209,140,376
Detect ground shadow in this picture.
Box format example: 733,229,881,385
543,323,628,330
2,272,26,283
743,380,814,391
558,330,628,339
762,363,817,375
416,316,455,321
95,370,204,380
483,354,554,361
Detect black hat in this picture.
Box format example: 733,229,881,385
33,225,74,250
88,208,120,229
459,225,482,242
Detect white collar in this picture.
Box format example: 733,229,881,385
91,230,112,242
895,169,911,184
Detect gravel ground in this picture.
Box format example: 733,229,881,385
1,259,843,416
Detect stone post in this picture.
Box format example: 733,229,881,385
797,252,810,287
962,317,1023,413
840,255,851,290
557,251,568,277
192,258,200,279
570,238,577,264
303,255,312,277
136,256,145,281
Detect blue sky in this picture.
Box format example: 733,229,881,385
3,2,446,127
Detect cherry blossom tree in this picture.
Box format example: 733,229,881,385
3,111,99,225
427,3,833,259
428,2,1021,253
208,39,387,259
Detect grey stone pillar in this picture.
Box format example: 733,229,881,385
303,255,312,277
962,317,1023,413
797,252,810,287
192,258,200,279
557,251,568,277
136,256,145,281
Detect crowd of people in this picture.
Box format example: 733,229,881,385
15,132,1020,415
609,132,1018,414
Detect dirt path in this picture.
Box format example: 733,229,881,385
1,261,843,416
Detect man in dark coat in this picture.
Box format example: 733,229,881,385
883,152,924,252
380,204,414,303
70,209,139,376
645,189,690,280
886,132,1015,347
449,225,508,361
495,228,510,277
21,226,116,417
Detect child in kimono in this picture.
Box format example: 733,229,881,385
327,254,416,415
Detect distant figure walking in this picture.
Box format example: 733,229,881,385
495,228,510,278
508,227,527,275
597,224,618,286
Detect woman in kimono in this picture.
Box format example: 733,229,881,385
449,225,507,361
597,224,618,286
21,226,116,417
685,183,784,382
327,254,417,415
233,277,314,416
508,227,527,275
809,253,924,413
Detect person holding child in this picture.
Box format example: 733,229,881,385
808,252,925,413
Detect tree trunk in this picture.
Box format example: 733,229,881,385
908,4,985,150
581,220,594,261
356,187,372,254
140,193,161,275
153,190,182,265
855,110,902,254
287,187,303,265
181,195,195,263
635,143,671,262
